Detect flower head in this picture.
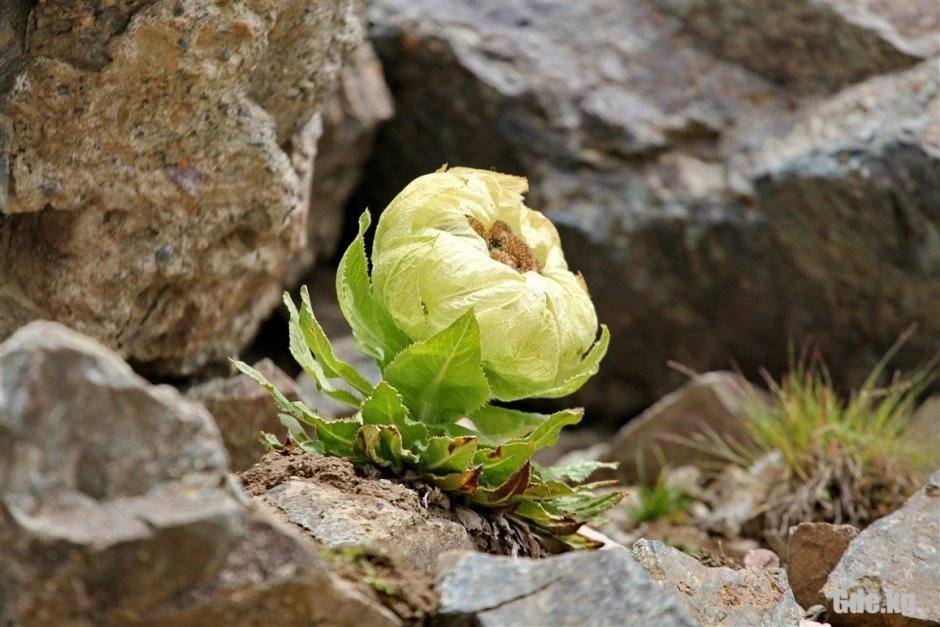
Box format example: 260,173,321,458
372,166,602,400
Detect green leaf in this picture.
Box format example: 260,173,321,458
539,460,619,484
361,381,410,426
384,310,490,424
336,210,411,365
283,295,360,408
469,405,548,446
468,461,532,506
488,325,610,401
522,480,575,500
524,408,584,451
549,491,624,522
361,381,429,449
420,436,478,473
425,466,482,493
259,431,286,452
513,499,582,535
279,412,318,452
298,286,374,395
474,441,534,486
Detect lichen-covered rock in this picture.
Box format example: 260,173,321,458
0,321,399,626
0,0,360,374
187,358,302,471
632,539,805,626
822,473,940,626
363,0,940,417
435,549,695,626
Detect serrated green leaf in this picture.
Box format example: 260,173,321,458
522,480,575,500
357,424,387,466
525,408,584,451
297,286,374,395
488,325,610,401
468,461,532,506
420,436,478,473
556,533,605,551
336,210,411,365
425,466,482,493
283,295,360,408
548,491,624,522
469,405,548,446
259,431,286,452
361,381,429,449
539,460,619,484
361,381,410,426
474,441,534,486
513,499,582,535
384,310,490,424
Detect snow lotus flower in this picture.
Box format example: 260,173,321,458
371,166,608,401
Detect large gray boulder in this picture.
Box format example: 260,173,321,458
435,549,696,626
363,0,940,417
0,321,399,626
822,472,940,626
0,0,360,374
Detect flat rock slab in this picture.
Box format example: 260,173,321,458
632,539,805,626
241,452,476,573
435,549,696,626
822,472,940,626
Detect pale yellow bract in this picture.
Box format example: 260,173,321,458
372,166,599,400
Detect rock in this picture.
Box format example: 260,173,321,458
653,0,933,93
363,0,940,417
435,549,696,626
632,539,805,626
787,522,859,611
241,453,477,572
700,450,787,538
295,41,394,280
0,321,399,626
604,372,756,484
187,358,302,471
744,548,782,571
822,473,940,626
0,1,361,375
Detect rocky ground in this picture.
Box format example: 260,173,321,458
2,322,937,626
1,1,939,626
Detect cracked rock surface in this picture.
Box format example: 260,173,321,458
434,549,695,626
0,0,360,374
822,472,940,626
0,321,399,626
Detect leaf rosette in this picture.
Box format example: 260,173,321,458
236,167,620,549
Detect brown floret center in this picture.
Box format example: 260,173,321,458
468,216,542,273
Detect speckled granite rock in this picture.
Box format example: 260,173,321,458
0,321,399,626
632,539,805,626
0,0,360,374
